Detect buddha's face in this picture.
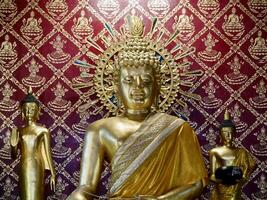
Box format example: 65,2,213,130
220,127,234,145
22,102,39,121
118,65,158,112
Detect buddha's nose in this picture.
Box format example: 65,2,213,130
135,76,143,88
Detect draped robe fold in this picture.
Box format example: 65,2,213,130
109,113,208,198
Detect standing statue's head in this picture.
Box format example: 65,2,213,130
114,15,161,116
21,87,40,121
219,109,236,146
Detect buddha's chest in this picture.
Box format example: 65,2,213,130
218,151,236,166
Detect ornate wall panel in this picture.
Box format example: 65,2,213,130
0,0,266,199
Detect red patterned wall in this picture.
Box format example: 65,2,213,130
0,0,266,199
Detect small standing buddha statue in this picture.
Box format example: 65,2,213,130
10,87,56,200
209,110,255,200
68,15,207,200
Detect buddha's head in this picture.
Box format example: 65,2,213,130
21,87,40,122
114,16,161,116
220,109,236,146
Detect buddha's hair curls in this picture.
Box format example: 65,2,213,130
113,37,161,88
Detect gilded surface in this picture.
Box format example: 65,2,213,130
10,90,56,199
0,0,266,199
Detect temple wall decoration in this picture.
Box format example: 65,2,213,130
0,0,266,199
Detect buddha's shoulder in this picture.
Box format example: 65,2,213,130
87,116,135,130
209,146,226,154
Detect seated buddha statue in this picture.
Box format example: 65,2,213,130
21,11,42,34
250,30,267,53
0,34,16,57
224,7,244,30
209,110,255,200
175,8,194,31
10,87,56,200
68,15,208,200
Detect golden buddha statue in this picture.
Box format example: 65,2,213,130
250,30,267,52
0,34,16,56
68,15,207,200
10,88,56,200
209,110,255,200
21,11,42,33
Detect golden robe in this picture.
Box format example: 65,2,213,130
211,149,255,200
109,113,208,198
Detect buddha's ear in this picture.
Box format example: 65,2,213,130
20,105,25,120
36,105,41,120
21,110,25,120
114,83,120,95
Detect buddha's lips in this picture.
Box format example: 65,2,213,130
131,91,145,101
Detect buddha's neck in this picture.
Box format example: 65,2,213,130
26,119,36,126
223,141,233,148
125,109,151,121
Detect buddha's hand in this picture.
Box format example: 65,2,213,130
137,195,158,200
50,174,56,192
10,128,18,146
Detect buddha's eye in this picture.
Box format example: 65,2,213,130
142,75,152,84
123,76,133,84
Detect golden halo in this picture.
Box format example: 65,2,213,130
73,14,203,115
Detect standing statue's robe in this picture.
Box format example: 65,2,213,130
211,149,255,200
109,113,208,198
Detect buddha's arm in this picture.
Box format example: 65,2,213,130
242,151,256,181
79,126,104,193
43,131,56,174
10,128,19,159
156,180,203,200
209,151,219,182
43,130,56,188
67,125,104,200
